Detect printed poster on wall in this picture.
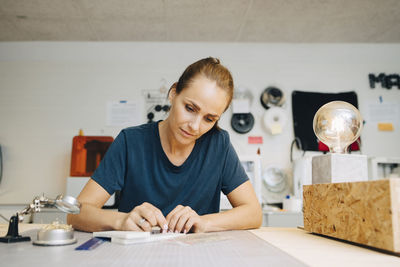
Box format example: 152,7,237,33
106,100,142,127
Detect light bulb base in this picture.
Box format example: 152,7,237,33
329,146,349,154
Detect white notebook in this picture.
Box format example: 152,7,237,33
93,231,184,245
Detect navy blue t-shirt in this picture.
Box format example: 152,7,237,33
92,121,248,216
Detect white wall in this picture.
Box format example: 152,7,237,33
0,42,400,208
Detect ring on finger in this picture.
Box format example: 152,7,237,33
139,218,146,225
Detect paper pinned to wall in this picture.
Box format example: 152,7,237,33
106,100,142,126
232,99,250,113
367,103,400,125
377,122,394,131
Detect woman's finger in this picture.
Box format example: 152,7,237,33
138,207,158,226
137,217,152,232
166,205,184,230
153,209,168,232
168,206,192,232
174,211,192,233
166,205,183,221
121,211,143,231
183,216,198,233
134,202,167,230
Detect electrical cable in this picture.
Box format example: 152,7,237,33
357,138,362,154
290,137,305,162
0,213,9,222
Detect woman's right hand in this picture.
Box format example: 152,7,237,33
118,202,168,232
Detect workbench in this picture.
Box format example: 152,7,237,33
1,224,399,267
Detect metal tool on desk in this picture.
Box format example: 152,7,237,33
0,194,81,244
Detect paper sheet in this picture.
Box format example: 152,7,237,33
79,231,307,266
367,103,399,124
106,100,142,126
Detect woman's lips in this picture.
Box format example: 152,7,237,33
180,128,194,137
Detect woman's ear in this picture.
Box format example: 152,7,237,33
168,83,178,102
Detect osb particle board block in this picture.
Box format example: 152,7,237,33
303,179,400,253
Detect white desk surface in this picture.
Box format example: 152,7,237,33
1,224,399,267
250,227,400,267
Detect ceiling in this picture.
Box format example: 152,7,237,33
1,0,400,42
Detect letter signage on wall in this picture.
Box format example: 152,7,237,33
369,73,400,89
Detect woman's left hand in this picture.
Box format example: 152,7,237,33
166,205,207,233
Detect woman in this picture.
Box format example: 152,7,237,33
67,57,262,233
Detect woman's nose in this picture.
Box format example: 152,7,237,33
189,116,201,131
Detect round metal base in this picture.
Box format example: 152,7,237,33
33,237,77,246
33,228,77,246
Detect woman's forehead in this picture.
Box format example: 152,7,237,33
180,77,229,115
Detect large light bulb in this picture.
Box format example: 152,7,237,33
313,101,363,154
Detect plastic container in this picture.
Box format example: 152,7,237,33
70,131,113,177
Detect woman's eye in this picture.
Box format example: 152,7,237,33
185,105,194,112
205,117,214,123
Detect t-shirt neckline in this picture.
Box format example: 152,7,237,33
154,121,201,172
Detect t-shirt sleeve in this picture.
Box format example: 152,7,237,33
91,130,127,195
220,134,249,195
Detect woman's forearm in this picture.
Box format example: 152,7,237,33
201,202,263,232
67,203,126,232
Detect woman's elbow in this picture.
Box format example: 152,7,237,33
245,201,262,229
252,204,263,228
